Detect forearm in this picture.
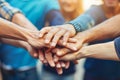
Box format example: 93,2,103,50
12,13,38,31
77,42,119,61
0,38,28,49
0,0,21,21
75,14,120,43
0,18,35,41
68,14,95,32
46,10,65,26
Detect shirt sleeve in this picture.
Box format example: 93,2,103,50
68,5,106,32
46,10,65,26
114,37,120,59
0,0,21,21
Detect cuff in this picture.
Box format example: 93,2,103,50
68,14,95,32
114,37,120,59
5,8,21,21
0,2,22,21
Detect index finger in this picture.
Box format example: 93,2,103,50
39,27,52,38
45,50,55,67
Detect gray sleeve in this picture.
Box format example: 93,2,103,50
114,37,120,59
68,5,106,32
85,5,106,25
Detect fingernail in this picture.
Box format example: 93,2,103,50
54,58,58,62
57,64,61,68
73,47,77,51
33,53,37,57
39,34,42,37
57,52,61,56
51,42,56,47
51,63,55,67
45,40,49,43
63,42,66,45
40,58,44,61
61,63,65,67
58,70,63,75
65,65,69,69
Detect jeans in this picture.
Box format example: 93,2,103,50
1,67,39,80
40,69,74,80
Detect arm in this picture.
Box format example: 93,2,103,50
0,38,40,58
45,10,65,26
60,41,120,61
12,13,38,31
68,5,106,32
75,14,120,43
0,0,38,31
0,17,47,48
63,14,120,51
39,5,106,47
0,17,34,41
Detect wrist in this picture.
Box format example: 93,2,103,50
76,46,89,59
12,13,38,31
61,24,76,36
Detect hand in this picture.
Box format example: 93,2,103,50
38,48,70,75
27,36,50,49
19,41,41,58
59,48,85,61
39,24,76,47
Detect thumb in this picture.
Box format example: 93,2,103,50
60,53,76,61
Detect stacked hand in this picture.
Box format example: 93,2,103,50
26,24,85,74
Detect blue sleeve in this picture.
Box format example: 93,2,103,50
114,37,120,59
68,5,106,32
46,10,65,26
68,14,95,32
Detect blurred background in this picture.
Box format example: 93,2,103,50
0,0,115,80
0,0,102,80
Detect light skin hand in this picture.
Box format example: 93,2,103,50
12,13,38,31
39,24,76,47
0,38,39,58
60,42,120,61
52,33,85,56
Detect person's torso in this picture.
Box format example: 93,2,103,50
0,0,59,69
84,5,120,78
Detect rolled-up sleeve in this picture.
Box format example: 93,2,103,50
68,14,95,32
114,37,120,59
0,0,21,21
68,5,106,32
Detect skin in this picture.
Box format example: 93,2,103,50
60,42,120,61
38,0,120,68
58,0,83,21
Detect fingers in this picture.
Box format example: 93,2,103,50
51,29,66,47
73,60,79,64
62,32,70,45
56,67,63,75
45,51,55,67
53,55,59,62
61,62,66,68
45,28,59,44
39,27,52,38
38,49,45,62
29,50,38,58
56,62,61,68
60,53,75,61
65,61,70,69
68,38,77,43
52,48,71,56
